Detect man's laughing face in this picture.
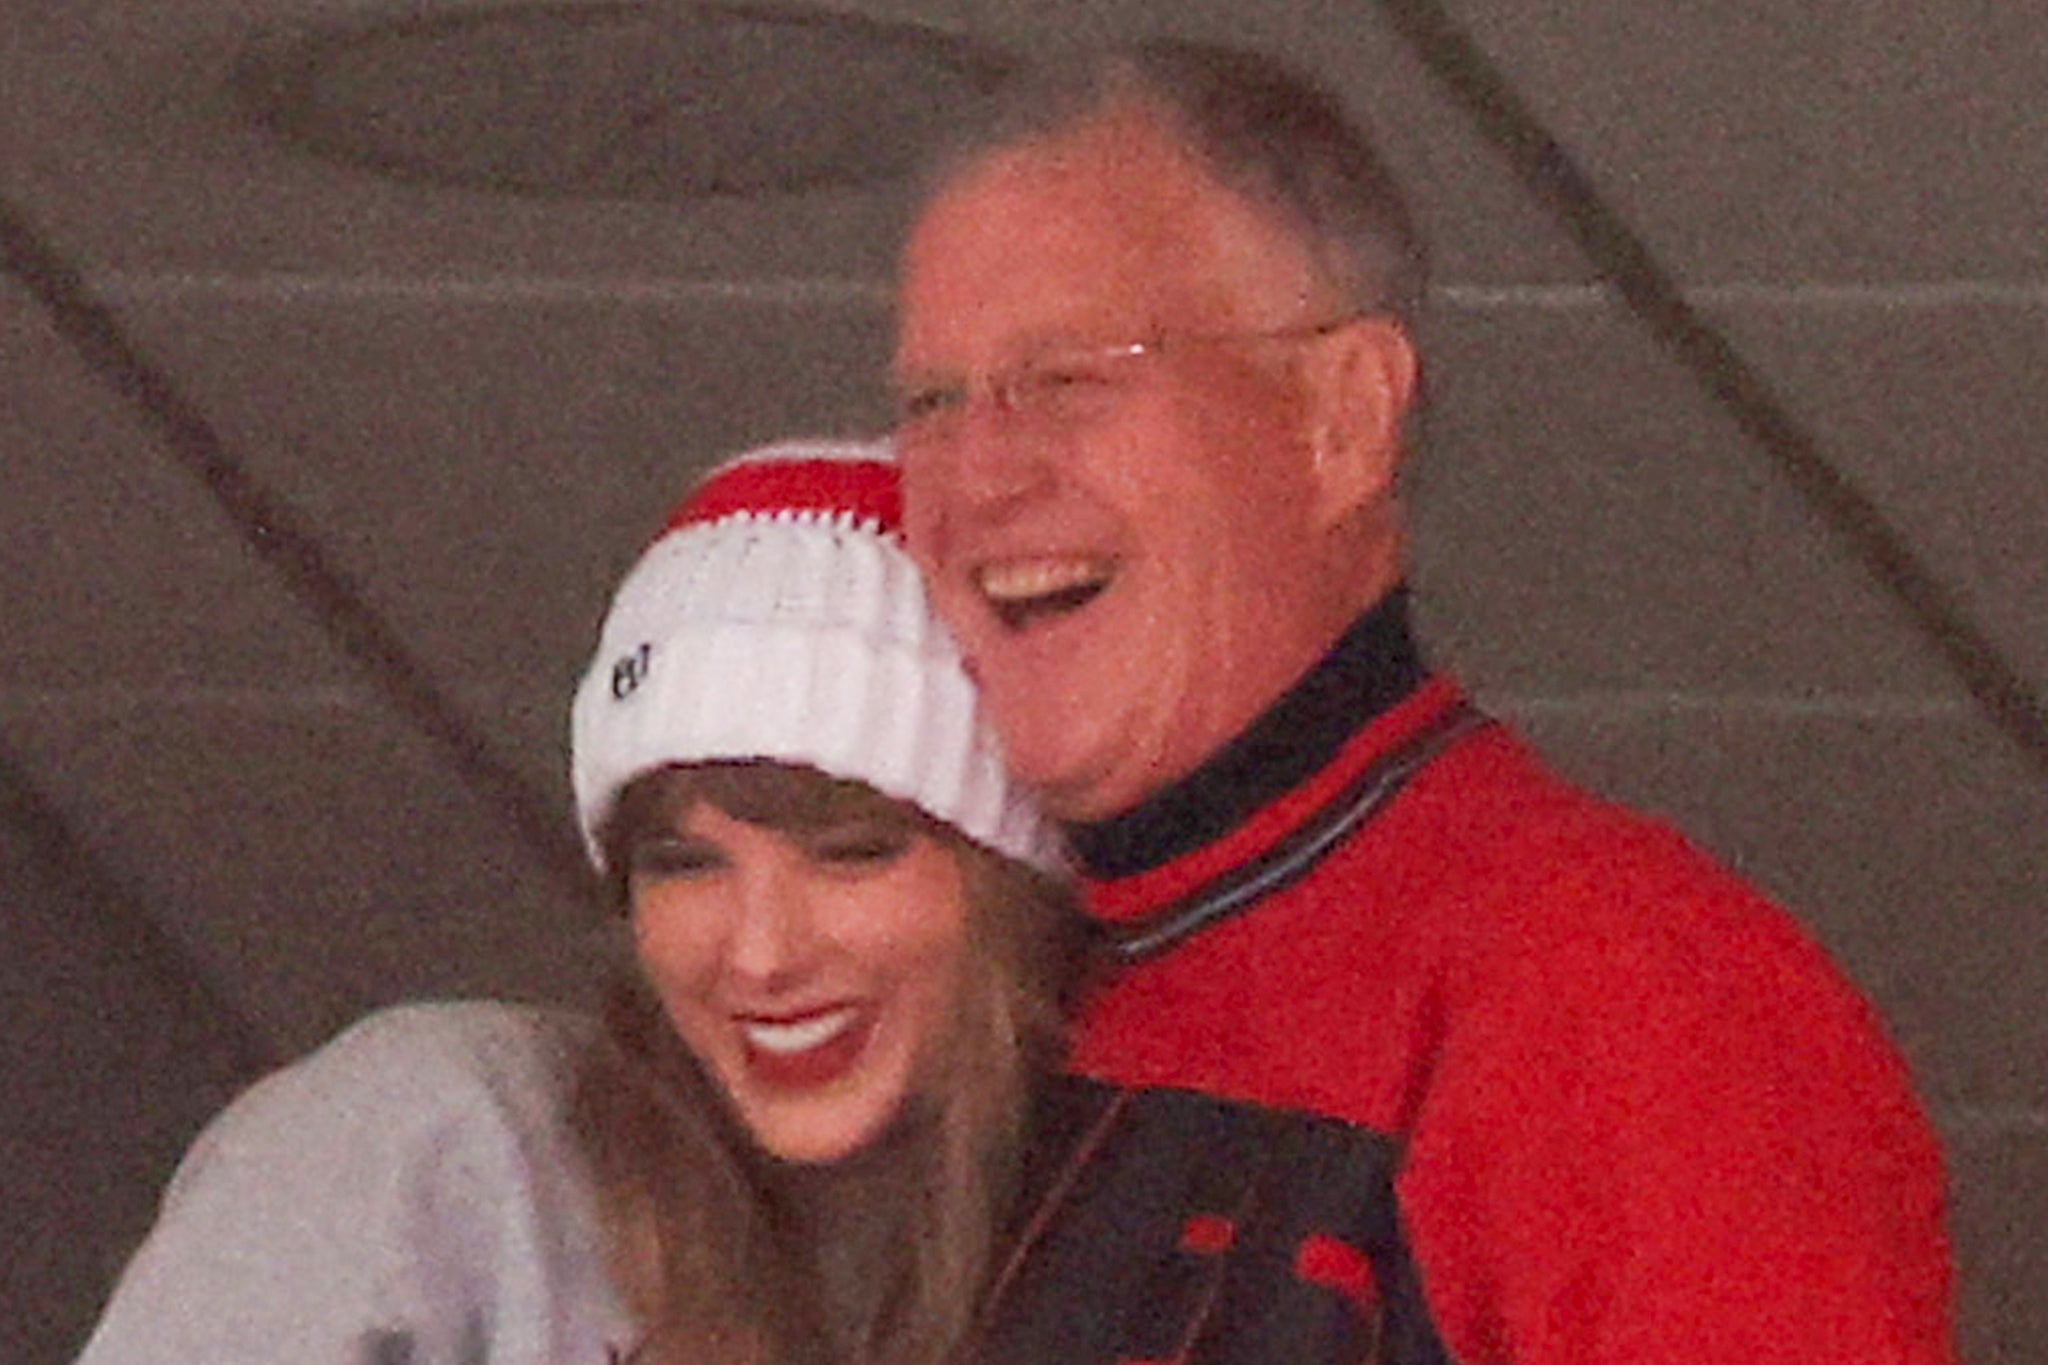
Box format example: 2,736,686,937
893,109,1358,821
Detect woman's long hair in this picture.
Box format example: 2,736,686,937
570,761,1085,1365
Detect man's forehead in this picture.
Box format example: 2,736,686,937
895,116,1320,369
912,111,1208,249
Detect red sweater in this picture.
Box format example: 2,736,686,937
1071,676,1956,1364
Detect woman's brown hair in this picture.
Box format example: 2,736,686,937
570,760,1084,1365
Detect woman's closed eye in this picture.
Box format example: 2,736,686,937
806,824,913,870
628,836,726,884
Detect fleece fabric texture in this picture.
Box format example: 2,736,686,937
73,1002,637,1365
1066,674,1957,1365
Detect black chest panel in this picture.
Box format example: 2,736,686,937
978,1079,1454,1365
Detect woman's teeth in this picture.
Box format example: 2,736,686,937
742,1007,858,1056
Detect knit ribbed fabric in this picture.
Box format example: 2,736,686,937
570,438,1063,874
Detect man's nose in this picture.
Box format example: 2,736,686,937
915,398,1054,518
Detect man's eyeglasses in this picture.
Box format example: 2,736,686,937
891,315,1363,438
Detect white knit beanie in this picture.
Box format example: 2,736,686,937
570,437,1063,874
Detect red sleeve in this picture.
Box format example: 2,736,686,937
1397,827,1957,1365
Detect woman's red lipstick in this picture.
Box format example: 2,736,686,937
740,1008,873,1089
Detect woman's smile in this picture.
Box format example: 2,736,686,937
631,799,970,1164
740,1005,874,1088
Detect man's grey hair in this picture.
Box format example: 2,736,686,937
920,39,1429,328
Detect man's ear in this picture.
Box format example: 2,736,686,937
1304,316,1417,529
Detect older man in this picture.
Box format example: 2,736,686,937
893,40,1954,1365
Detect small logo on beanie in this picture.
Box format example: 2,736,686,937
611,643,652,700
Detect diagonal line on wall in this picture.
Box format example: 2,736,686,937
0,197,597,910
0,731,281,1074
1376,0,2048,780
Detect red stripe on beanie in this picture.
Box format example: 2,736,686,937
669,457,902,534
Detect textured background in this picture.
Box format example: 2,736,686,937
3,2,2043,1360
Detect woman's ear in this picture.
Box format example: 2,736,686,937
1304,316,1417,529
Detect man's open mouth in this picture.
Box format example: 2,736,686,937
976,557,1114,630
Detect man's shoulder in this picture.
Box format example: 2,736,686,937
1315,677,1719,894
1329,706,1859,996
1397,712,1762,907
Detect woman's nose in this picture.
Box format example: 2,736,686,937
722,862,818,988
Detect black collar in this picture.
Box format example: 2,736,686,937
1067,589,1426,880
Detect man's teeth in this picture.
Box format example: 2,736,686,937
978,558,1107,601
743,1007,857,1056
976,558,1112,628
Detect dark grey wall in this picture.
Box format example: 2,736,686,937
1,808,267,1364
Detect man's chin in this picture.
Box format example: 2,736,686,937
992,732,1105,822
982,679,1148,821
1012,746,1142,825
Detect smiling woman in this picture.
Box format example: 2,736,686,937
564,441,1078,1365
71,439,1082,1365
613,766,978,1166
579,760,1074,1364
